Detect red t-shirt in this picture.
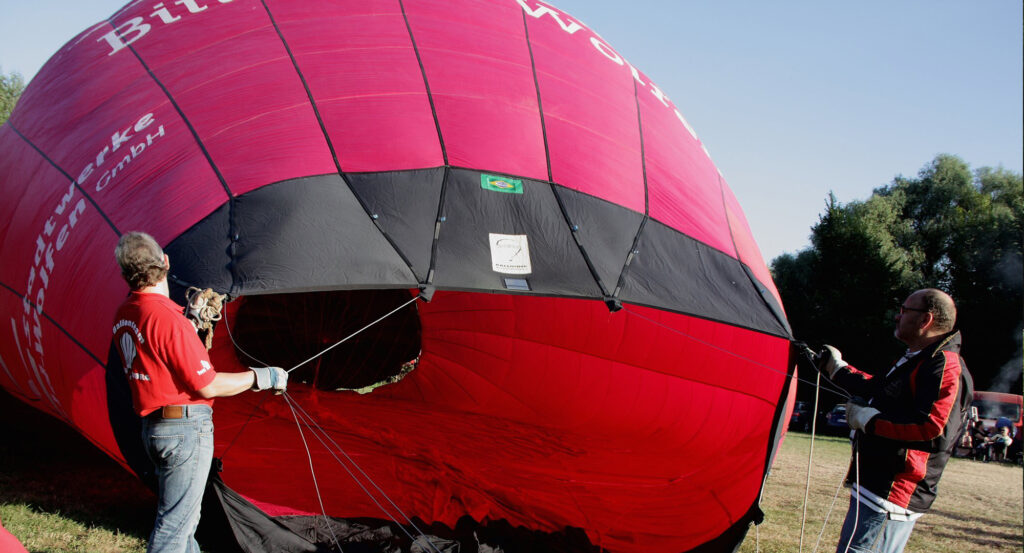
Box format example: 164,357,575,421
113,291,217,416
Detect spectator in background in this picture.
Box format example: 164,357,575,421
989,426,1013,462
972,424,991,461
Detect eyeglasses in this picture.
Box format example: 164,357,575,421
899,304,930,315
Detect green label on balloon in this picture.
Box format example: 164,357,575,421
481,174,523,194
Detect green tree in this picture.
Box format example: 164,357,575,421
1,68,25,125
773,155,1023,396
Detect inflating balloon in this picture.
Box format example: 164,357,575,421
0,1,796,551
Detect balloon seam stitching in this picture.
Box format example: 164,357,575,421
521,10,609,298
0,279,105,366
399,0,449,167
608,78,654,302
110,16,241,295
258,0,419,280
7,124,121,237
426,166,451,285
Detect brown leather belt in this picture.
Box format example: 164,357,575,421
146,405,204,419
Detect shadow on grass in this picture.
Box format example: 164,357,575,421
0,391,155,543
927,527,1022,549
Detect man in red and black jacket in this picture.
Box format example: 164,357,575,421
817,288,973,553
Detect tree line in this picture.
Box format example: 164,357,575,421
773,154,1023,401
0,68,25,125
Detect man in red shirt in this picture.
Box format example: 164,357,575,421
112,231,286,553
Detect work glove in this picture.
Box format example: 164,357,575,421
846,399,880,433
816,345,848,379
251,366,288,394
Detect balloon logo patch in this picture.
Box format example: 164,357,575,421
489,233,532,274
480,174,523,194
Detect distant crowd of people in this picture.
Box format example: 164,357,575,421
959,419,1015,462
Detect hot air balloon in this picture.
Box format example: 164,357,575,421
0,1,796,551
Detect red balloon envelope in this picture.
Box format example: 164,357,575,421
0,1,796,551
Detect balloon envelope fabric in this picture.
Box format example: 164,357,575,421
0,1,796,552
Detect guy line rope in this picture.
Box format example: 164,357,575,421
220,294,856,553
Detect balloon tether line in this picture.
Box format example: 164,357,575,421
284,396,345,552
620,305,852,400
222,295,444,553
283,393,445,553
798,370,822,553
221,295,419,456
620,305,860,551
287,296,420,374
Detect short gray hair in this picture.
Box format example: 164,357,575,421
918,288,956,333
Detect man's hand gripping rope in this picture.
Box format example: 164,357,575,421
185,286,228,349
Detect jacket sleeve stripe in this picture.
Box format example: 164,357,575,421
833,364,875,397
874,352,961,442
886,449,930,508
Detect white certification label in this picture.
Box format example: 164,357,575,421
489,233,532,275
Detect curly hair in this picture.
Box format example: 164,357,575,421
115,231,167,290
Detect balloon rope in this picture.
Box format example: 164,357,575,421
220,294,442,552
219,295,419,458
844,442,861,553
811,436,860,553
618,305,860,548
286,296,420,374
283,392,446,553
284,395,345,552
754,519,759,552
620,305,852,399
799,371,822,552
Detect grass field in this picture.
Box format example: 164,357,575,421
741,431,1023,553
1,394,1021,552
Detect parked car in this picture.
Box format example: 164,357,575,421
824,404,849,435
789,400,812,431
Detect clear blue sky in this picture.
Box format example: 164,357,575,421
2,0,1021,263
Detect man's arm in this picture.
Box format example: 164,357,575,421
865,352,963,445
197,371,256,399
817,345,877,397
830,364,877,398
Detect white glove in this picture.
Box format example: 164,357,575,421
846,401,880,432
817,345,848,378
251,366,288,393
187,297,206,321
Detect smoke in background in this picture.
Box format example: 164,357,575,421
989,322,1023,393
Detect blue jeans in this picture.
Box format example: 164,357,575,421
141,405,214,553
836,494,917,553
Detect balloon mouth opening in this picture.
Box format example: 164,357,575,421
227,289,421,392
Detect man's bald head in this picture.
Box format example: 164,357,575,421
914,288,957,333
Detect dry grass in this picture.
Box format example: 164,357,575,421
1,392,1020,552
742,431,1024,553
